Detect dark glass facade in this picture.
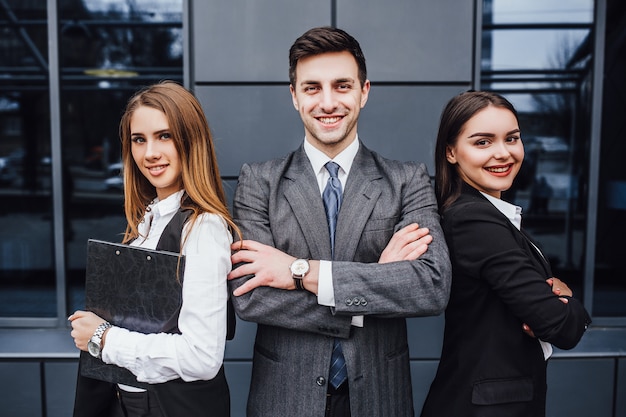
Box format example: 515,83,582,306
0,0,183,321
0,0,624,324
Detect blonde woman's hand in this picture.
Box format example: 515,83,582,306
68,310,109,351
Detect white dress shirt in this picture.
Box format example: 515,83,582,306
102,190,232,386
303,137,363,327
481,192,553,360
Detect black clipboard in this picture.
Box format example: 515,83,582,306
80,239,185,387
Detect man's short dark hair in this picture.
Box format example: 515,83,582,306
289,26,367,87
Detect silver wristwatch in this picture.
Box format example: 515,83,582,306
87,321,113,359
290,259,310,290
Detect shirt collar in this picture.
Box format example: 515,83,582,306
150,189,184,218
480,191,523,230
303,135,360,176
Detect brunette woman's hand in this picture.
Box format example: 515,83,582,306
522,278,572,338
547,277,572,302
68,310,109,351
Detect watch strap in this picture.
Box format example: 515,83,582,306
92,321,113,343
293,276,305,290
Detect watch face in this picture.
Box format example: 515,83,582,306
88,340,101,358
291,259,309,276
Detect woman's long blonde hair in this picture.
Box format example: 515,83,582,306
119,80,241,243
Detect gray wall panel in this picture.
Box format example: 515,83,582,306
45,361,78,417
196,85,303,177
198,85,467,177
407,315,444,359
192,0,330,82
410,360,439,414
0,362,42,417
358,85,468,172
546,358,614,417
337,0,474,82
225,317,256,360
224,361,253,417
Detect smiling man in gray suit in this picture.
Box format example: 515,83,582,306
227,26,451,417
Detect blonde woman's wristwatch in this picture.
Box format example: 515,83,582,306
88,321,113,359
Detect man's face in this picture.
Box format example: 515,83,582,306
290,51,370,157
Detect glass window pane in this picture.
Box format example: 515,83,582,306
489,0,593,24
58,0,183,315
593,1,626,316
501,92,586,297
482,0,595,309
483,29,590,71
0,1,56,317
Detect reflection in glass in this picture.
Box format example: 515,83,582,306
489,0,593,24
0,1,55,317
593,0,626,316
58,0,183,314
482,0,594,301
0,0,183,320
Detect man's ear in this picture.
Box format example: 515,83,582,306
289,85,299,110
446,146,457,164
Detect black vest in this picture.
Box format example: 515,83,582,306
157,209,235,340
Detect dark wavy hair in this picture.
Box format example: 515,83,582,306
434,90,519,213
288,26,367,87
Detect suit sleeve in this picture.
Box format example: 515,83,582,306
228,163,353,338
331,162,452,318
445,201,591,350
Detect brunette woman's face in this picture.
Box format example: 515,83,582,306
130,106,182,200
446,105,524,198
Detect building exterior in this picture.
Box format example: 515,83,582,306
0,1,624,416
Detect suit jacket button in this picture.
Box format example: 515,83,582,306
316,377,326,386
353,297,360,306
360,297,367,306
345,298,353,306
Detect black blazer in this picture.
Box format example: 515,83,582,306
421,184,590,417
73,209,230,417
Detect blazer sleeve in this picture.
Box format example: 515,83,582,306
229,162,353,338
445,200,591,350
330,162,452,318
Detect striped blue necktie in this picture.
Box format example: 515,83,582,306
323,161,347,389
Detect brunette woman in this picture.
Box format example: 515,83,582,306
420,91,591,417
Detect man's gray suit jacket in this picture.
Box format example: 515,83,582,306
229,142,451,417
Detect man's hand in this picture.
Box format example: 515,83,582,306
229,240,307,296
379,223,432,264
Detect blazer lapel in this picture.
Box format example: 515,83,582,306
520,228,553,277
283,148,333,260
334,145,382,261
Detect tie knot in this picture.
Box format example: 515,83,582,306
325,161,340,179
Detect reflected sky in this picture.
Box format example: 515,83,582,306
491,0,593,24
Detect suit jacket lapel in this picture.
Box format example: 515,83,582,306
283,148,333,260
335,145,382,261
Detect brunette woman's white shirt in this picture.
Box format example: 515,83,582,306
102,190,232,384
480,191,553,360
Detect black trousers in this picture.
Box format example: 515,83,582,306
113,388,164,417
325,382,351,417
74,365,230,417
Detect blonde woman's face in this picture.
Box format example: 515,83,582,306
130,106,182,200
